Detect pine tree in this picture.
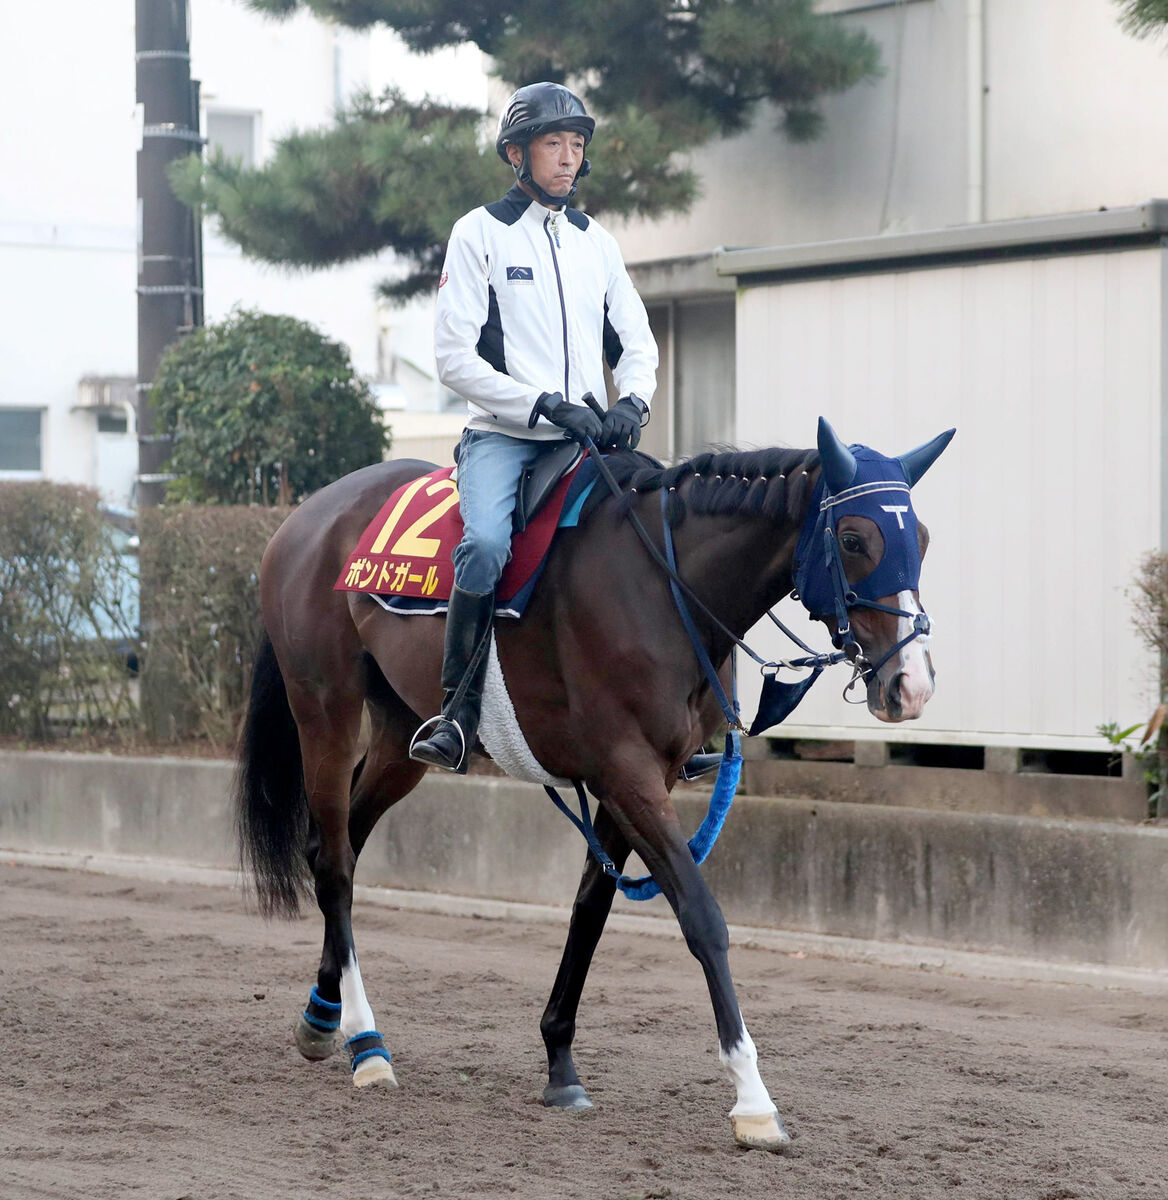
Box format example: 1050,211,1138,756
1115,0,1168,37
174,1,881,299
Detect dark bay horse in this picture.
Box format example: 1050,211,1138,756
236,418,953,1151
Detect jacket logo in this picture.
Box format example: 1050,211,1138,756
506,266,534,283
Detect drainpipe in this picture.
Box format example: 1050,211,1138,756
966,0,986,224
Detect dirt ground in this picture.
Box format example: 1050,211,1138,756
2,862,1167,1200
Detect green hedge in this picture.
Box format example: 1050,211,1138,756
139,504,291,747
0,483,290,750
0,483,138,739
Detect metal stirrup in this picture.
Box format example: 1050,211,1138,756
409,715,467,767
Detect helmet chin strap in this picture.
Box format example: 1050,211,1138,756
515,144,591,209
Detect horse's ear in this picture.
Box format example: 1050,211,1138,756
817,416,857,494
899,428,956,487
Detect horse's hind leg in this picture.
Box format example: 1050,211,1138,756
540,804,631,1111
347,666,428,859
294,673,426,1074
290,687,396,1089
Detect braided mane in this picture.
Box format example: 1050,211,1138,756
579,445,822,527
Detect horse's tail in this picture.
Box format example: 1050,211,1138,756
234,631,310,918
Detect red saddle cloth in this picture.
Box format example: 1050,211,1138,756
334,465,579,603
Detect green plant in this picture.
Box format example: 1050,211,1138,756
150,308,389,505
1115,0,1168,39
174,1,883,299
1126,550,1168,818
0,486,298,751
1097,718,1164,819
1097,719,1144,764
0,483,138,740
139,504,290,748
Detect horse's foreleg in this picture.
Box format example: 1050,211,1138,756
623,801,790,1153
293,707,397,1089
540,803,631,1111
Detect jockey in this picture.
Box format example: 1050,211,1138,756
409,81,658,773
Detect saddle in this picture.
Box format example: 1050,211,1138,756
336,448,593,609
451,438,582,534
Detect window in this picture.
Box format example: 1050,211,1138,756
205,109,259,168
0,409,43,471
97,410,129,435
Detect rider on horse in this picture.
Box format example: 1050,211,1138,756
409,82,659,773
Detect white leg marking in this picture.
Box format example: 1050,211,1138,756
339,951,377,1039
340,951,397,1087
719,1026,777,1118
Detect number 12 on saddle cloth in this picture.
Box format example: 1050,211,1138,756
333,464,587,607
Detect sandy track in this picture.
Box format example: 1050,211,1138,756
2,861,1167,1200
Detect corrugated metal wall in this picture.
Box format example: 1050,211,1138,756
735,246,1164,750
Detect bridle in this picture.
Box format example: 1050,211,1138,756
581,439,932,736
813,480,932,690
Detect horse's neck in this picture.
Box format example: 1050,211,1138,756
669,511,802,646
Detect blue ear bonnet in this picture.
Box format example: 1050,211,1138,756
793,446,921,620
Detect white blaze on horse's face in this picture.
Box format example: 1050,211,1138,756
867,589,935,722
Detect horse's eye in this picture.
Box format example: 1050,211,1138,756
839,533,864,555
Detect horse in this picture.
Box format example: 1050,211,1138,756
235,417,954,1152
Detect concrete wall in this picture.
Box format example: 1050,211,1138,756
740,757,1148,823
3,750,1167,972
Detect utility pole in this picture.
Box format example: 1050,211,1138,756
136,1,204,739
136,0,203,508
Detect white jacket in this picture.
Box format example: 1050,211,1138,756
434,185,658,440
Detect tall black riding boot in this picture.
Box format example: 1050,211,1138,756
409,586,495,773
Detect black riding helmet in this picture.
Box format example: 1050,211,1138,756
496,82,594,208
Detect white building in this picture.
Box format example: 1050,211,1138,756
0,0,485,506
610,0,1168,753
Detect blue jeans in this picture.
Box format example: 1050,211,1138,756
452,429,561,594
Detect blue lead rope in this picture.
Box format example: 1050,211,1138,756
543,487,747,901
543,731,742,902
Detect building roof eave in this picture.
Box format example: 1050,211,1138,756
714,200,1168,286
626,252,737,303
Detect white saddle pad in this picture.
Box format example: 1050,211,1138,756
479,635,572,787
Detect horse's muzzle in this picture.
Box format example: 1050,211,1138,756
867,655,934,723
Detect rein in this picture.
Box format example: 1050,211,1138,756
579,438,880,731
539,433,931,902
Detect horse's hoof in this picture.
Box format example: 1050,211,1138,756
353,1056,398,1089
294,1014,338,1061
543,1083,593,1110
732,1111,791,1152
